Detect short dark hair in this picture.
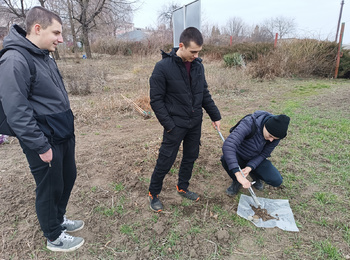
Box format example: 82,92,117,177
26,6,62,33
179,27,203,47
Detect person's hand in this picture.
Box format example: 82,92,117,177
241,166,252,177
212,121,221,132
39,148,52,163
236,173,252,189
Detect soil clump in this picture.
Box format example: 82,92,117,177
250,205,279,221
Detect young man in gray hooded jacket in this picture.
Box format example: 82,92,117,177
0,7,84,252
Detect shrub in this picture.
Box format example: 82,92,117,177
201,42,274,61
248,39,339,79
91,34,172,56
58,61,107,95
338,48,350,78
223,52,245,67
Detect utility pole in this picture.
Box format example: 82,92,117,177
335,23,345,78
335,0,345,42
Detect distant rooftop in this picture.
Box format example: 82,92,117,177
117,29,150,42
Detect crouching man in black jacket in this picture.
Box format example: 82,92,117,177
148,27,221,212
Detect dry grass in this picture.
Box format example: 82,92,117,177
135,95,151,112
248,39,338,79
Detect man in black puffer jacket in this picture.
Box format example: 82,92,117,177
148,27,221,212
221,110,290,196
0,7,84,252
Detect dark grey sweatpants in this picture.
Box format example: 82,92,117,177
20,137,77,241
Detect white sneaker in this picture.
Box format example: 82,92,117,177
47,231,84,252
61,215,84,232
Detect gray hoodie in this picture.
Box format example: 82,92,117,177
0,25,74,154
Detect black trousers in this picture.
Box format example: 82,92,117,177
20,137,77,241
149,124,201,196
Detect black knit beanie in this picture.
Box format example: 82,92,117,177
265,114,290,139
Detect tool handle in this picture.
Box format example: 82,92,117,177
239,167,261,206
216,127,225,142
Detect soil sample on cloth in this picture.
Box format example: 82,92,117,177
250,204,279,221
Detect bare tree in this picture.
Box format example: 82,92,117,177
157,1,181,30
0,0,30,27
66,0,79,60
94,4,133,37
262,16,296,39
70,0,135,59
250,25,273,42
223,17,246,38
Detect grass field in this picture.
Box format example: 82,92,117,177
0,54,349,259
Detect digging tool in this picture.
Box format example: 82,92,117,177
216,127,261,207
121,94,152,118
238,166,261,207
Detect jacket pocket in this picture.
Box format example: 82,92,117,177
35,109,74,144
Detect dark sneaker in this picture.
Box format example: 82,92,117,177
149,192,163,212
176,185,199,201
226,181,241,196
253,179,264,191
47,231,84,252
61,215,84,232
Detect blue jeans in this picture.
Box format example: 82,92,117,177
20,138,77,241
221,155,283,187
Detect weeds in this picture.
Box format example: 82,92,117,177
230,214,250,227
113,182,125,192
314,192,338,205
313,239,343,260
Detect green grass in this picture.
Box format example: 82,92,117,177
120,223,140,243
188,225,201,234
113,182,125,192
230,214,250,227
291,83,331,96
94,195,126,216
314,192,338,205
313,239,343,260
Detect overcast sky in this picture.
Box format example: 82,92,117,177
133,0,350,45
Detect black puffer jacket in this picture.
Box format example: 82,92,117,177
222,110,280,172
150,48,221,131
0,25,74,154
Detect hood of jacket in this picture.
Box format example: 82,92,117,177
252,110,273,129
4,24,49,57
161,48,203,64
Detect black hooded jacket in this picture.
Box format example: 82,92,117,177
0,25,74,154
150,48,221,131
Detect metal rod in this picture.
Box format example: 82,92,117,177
217,128,261,207
239,166,261,207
